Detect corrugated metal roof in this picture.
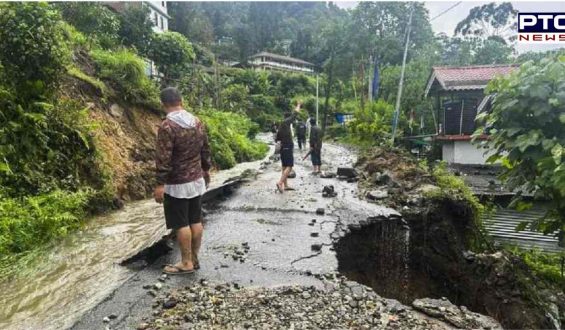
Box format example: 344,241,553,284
425,64,518,97
483,207,562,252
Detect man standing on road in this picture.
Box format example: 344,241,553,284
296,120,307,151
275,102,302,193
309,118,322,174
154,87,211,275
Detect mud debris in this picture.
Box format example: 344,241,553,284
139,276,452,330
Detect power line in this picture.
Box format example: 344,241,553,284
431,1,462,21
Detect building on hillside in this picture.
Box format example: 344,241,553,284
107,1,169,76
235,52,316,75
424,64,518,165
426,64,561,251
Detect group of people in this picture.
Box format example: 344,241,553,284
153,89,322,274
274,101,322,193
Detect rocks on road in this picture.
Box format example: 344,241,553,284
139,275,450,330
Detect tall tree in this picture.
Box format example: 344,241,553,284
455,2,517,44
117,5,155,56
350,2,434,67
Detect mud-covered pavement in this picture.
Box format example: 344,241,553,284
72,143,491,330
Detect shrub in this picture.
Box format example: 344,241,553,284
477,56,565,234
118,5,155,55
0,95,105,196
198,110,268,169
427,162,485,219
509,247,565,290
346,99,397,146
0,190,91,256
0,2,70,99
149,31,195,80
90,49,160,109
222,84,251,113
56,2,120,49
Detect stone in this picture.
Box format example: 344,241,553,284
302,291,312,299
413,298,502,329
108,314,118,320
153,283,163,290
103,316,111,323
163,299,177,309
109,103,124,118
322,185,337,198
310,232,319,237
374,171,399,188
288,170,296,178
316,208,325,215
337,167,358,178
311,244,322,251
367,190,388,200
320,172,336,178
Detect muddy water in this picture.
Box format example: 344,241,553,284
0,136,273,330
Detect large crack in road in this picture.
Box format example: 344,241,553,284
71,143,404,329
72,143,468,330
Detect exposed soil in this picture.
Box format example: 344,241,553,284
336,146,565,329
62,57,163,202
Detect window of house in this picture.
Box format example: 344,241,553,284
162,1,165,8
154,12,158,25
160,16,164,29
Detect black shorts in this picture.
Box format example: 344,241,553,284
311,149,321,166
164,194,202,229
280,144,294,167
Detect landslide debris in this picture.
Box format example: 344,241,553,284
137,275,456,330
355,147,435,209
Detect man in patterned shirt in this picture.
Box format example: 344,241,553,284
154,87,211,274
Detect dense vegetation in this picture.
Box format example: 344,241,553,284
0,2,267,263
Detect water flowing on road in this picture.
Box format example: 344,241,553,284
0,135,273,330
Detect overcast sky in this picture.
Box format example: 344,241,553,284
335,1,565,53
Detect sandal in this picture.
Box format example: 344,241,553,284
162,264,195,275
193,255,200,270
276,182,284,193
284,187,295,191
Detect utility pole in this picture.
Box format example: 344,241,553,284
316,74,319,125
367,55,373,102
391,5,414,145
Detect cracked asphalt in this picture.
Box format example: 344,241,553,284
72,143,400,330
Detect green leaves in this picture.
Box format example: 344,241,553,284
148,31,195,81
479,56,565,233
551,144,563,165
0,3,70,100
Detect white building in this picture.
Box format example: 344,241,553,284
145,1,169,33
238,52,316,75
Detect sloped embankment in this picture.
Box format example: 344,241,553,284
335,147,565,329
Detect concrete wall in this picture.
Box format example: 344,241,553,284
442,140,493,165
442,142,455,163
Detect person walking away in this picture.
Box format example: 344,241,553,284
275,102,302,192
309,118,323,174
154,87,211,275
296,120,307,150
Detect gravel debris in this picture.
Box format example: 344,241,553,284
139,275,450,330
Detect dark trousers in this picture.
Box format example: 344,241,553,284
297,136,305,150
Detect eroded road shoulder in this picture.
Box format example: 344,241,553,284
72,144,453,330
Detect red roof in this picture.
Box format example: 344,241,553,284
425,64,518,96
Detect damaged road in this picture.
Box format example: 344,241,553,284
72,143,497,330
